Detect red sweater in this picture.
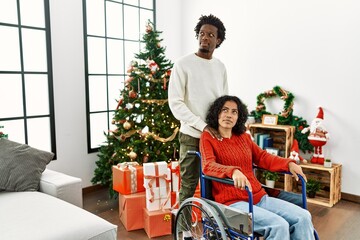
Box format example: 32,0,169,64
200,132,294,205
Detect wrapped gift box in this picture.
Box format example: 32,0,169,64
170,161,180,192
144,208,172,238
119,192,146,231
171,191,179,209
143,162,171,211
112,162,145,195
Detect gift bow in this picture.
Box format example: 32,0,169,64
164,214,171,222
117,161,139,170
144,173,170,203
171,165,180,176
144,163,171,204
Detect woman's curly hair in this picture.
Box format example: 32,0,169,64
194,14,226,48
206,95,248,135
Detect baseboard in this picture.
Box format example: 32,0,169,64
82,184,108,195
341,192,360,204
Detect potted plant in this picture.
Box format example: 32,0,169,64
324,159,332,168
0,125,8,139
262,170,280,188
306,179,321,198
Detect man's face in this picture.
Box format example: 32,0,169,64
198,24,220,53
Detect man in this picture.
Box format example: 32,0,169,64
168,15,228,238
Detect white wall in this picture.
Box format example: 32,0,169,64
48,0,359,196
47,0,98,187
157,0,360,196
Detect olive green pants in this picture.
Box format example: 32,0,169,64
178,132,200,231
179,132,200,204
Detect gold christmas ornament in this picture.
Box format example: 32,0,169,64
123,121,131,130
127,151,137,160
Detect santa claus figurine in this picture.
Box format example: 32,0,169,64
289,139,307,164
301,107,330,164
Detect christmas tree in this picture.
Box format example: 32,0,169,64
92,21,180,196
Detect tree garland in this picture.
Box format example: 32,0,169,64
250,86,313,153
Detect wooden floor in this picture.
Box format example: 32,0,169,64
83,187,360,240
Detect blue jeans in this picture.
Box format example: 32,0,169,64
230,195,315,240
277,190,304,208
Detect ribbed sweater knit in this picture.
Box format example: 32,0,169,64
200,132,295,205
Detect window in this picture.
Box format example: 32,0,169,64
0,0,56,154
83,0,155,152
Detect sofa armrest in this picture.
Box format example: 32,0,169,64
39,169,83,208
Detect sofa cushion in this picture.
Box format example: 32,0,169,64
0,139,54,191
0,191,117,240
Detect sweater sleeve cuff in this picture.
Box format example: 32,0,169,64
225,167,240,179
195,120,208,132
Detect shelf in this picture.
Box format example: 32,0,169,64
249,124,342,207
287,162,342,207
249,123,295,158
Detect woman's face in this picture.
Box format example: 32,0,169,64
218,100,238,130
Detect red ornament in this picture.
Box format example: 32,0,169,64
129,90,137,98
147,60,158,74
115,98,123,110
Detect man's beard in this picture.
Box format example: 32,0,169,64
199,48,210,53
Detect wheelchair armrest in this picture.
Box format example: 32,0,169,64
254,166,308,209
202,174,254,213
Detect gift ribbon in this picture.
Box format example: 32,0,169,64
160,189,171,210
129,164,137,193
117,161,139,170
171,191,180,209
171,164,180,191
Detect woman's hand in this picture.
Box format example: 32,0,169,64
288,162,307,182
232,169,252,192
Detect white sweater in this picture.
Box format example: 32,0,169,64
168,53,228,138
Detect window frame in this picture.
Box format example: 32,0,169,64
0,0,56,157
83,0,156,153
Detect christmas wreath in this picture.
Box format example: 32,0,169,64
250,86,313,153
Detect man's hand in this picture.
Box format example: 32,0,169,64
204,125,223,140
288,162,307,182
232,169,252,192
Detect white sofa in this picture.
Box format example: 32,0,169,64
0,169,117,240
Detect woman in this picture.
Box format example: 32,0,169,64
200,95,315,240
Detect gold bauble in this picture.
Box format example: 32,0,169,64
123,121,131,130
127,151,137,160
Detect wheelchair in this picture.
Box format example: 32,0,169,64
173,151,320,240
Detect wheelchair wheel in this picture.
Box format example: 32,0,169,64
174,197,227,240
